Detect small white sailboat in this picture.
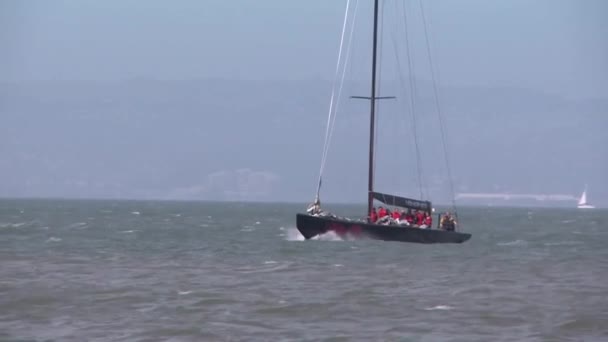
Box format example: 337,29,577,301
577,186,595,209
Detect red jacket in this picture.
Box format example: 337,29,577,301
370,211,378,223
424,215,432,226
378,208,387,218
416,212,424,225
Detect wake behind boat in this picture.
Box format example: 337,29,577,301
296,0,471,244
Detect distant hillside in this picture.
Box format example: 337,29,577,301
0,79,606,206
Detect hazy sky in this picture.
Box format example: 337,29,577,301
1,0,607,205
2,0,607,98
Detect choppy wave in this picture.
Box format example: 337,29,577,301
234,261,292,274
497,239,528,246
0,222,28,229
241,225,255,232
66,222,88,229
425,305,454,311
543,241,583,246
2,200,607,341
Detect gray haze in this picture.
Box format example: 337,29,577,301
1,0,607,206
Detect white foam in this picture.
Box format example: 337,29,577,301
312,231,346,241
67,222,88,229
0,222,27,228
333,264,343,267
425,305,453,311
131,211,140,215
46,237,62,243
497,239,528,246
237,262,291,273
285,227,305,241
178,291,192,295
544,241,582,246
284,227,349,242
136,304,158,313
255,221,261,225
120,230,136,234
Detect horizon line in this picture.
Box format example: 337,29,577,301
0,195,602,209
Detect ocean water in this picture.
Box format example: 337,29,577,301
0,199,607,341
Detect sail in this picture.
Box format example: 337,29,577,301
578,190,587,205
372,192,432,212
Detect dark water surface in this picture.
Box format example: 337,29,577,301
1,199,607,341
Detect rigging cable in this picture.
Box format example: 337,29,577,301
418,0,459,216
324,0,360,176
399,0,426,200
315,0,359,201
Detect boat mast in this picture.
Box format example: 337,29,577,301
367,0,380,217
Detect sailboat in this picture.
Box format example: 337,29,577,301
577,186,595,209
295,0,471,244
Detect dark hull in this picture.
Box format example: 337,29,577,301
296,213,471,244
